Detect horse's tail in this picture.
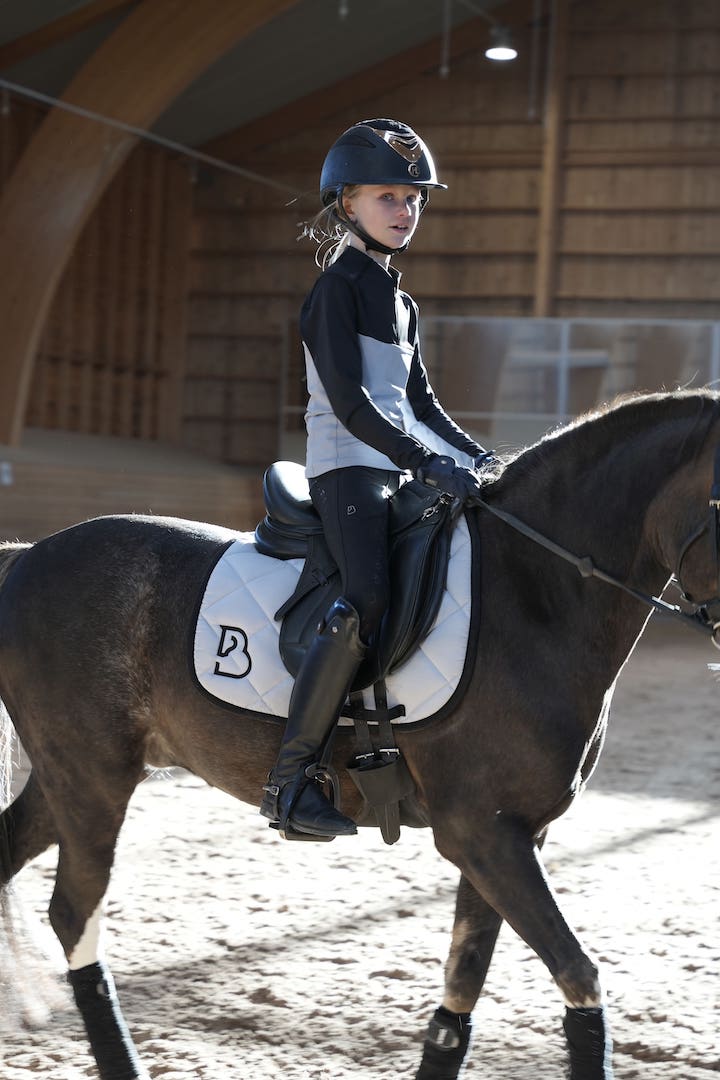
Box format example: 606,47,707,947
0,541,66,1032
0,542,30,813
0,543,31,812
0,696,10,822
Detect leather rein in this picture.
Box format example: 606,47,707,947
470,446,720,650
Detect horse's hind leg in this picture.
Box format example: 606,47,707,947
416,873,502,1080
40,765,149,1080
57,850,149,1080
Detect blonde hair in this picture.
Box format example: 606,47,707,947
299,186,360,269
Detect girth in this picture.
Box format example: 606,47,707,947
254,461,455,691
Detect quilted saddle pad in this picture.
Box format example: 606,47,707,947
193,516,473,727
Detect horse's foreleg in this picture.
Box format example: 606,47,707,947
48,793,149,1080
433,816,612,1080
416,873,502,1080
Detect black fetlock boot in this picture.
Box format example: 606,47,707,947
416,1006,473,1079
564,1006,613,1079
260,597,365,839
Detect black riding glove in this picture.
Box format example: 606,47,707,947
473,450,500,473
415,455,483,501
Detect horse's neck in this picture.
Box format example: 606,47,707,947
493,398,717,662
507,401,713,576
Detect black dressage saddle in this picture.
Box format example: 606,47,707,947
254,461,456,692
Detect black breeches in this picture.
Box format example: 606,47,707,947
309,467,400,644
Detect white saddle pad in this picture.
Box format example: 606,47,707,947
193,517,473,726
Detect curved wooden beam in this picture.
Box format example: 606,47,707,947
0,0,299,445
0,0,138,71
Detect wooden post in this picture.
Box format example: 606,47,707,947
156,160,193,443
0,0,299,445
534,0,569,317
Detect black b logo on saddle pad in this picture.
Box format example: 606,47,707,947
214,625,252,679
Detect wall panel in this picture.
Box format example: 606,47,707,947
567,119,720,151
568,74,720,118
568,28,720,74
557,255,719,301
563,165,720,208
560,211,720,254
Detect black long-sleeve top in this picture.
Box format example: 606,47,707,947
301,246,484,478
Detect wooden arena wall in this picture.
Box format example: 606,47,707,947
190,0,720,459
4,0,719,475
0,99,192,449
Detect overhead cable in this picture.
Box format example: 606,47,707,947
0,76,303,197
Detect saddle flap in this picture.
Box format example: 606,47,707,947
275,477,453,688
384,497,453,670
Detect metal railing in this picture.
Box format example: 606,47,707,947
281,316,720,456
419,316,720,449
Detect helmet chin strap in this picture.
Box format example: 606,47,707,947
334,198,410,257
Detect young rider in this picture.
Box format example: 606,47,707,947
260,119,496,840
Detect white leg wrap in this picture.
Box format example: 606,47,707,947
68,903,104,971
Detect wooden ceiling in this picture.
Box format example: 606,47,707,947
0,0,520,147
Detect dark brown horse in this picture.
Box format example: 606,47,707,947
1,389,719,1080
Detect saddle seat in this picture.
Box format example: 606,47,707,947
254,461,456,691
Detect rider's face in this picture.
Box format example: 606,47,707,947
343,184,422,250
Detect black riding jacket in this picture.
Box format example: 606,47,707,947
300,246,483,479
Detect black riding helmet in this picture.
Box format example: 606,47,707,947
320,118,447,255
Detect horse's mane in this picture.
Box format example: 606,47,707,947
495,388,720,489
0,542,31,591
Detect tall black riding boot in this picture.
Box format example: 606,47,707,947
260,597,365,838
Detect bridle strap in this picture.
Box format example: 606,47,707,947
471,495,720,644
674,445,720,612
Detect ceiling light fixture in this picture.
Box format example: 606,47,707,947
485,23,518,62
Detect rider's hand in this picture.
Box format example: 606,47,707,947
473,450,500,473
415,455,483,501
